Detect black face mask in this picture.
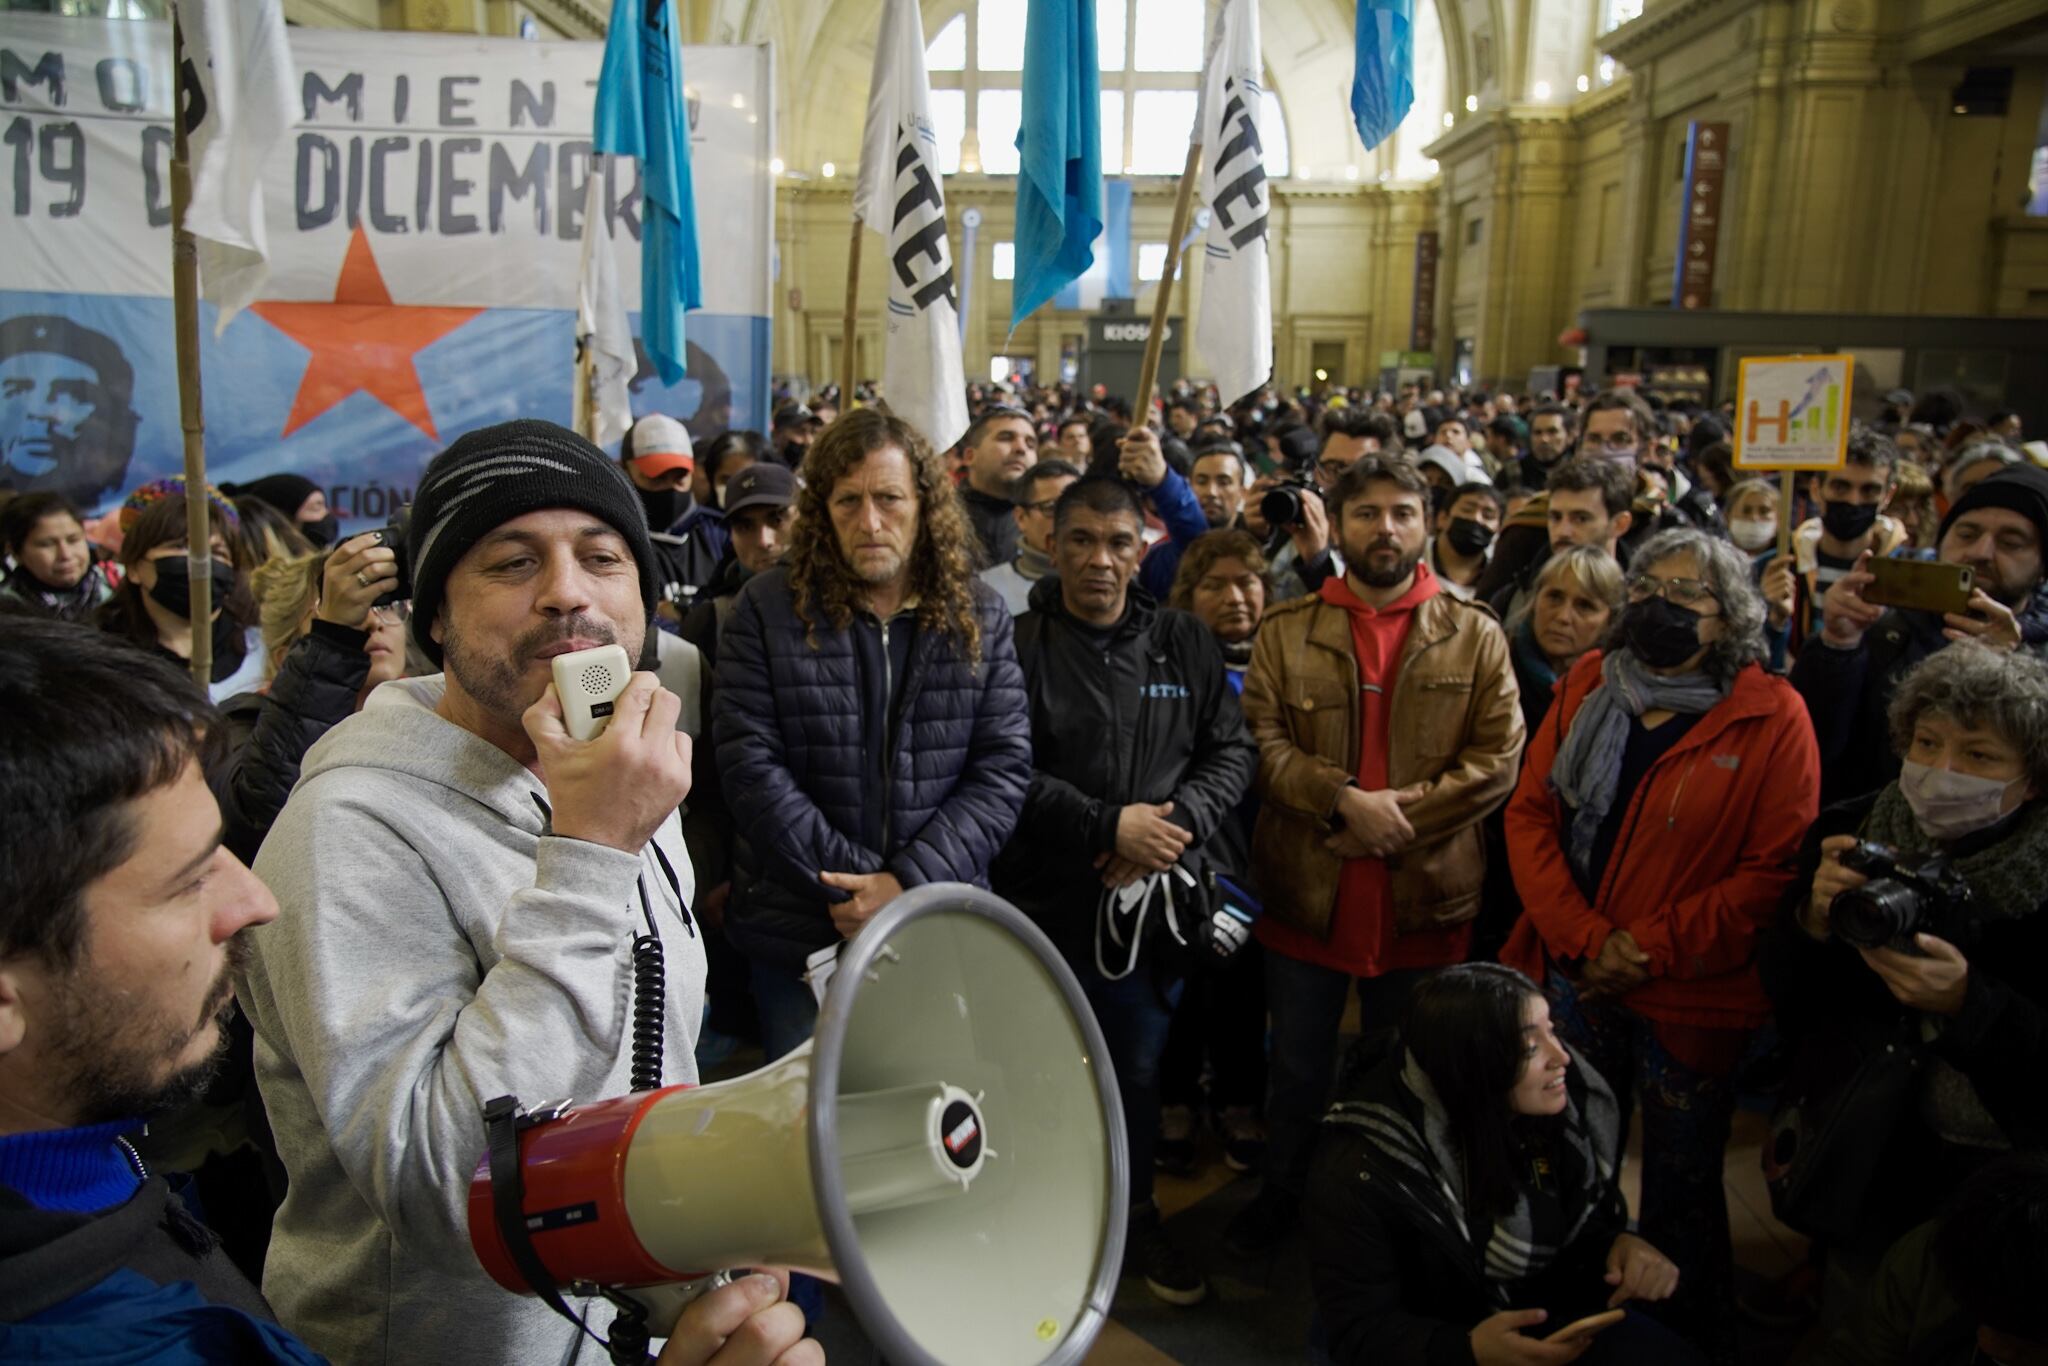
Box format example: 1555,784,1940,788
634,482,684,532
146,558,236,620
1446,517,1495,557
781,440,809,469
300,513,340,548
1821,500,1879,543
1621,595,1705,670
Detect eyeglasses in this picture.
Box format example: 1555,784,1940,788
1583,431,1639,451
1315,459,1352,480
1628,575,1718,608
367,601,411,625
1023,499,1061,517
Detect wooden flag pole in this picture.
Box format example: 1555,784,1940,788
575,342,595,444
1777,470,1795,562
1135,141,1203,426
840,220,863,405
170,15,212,689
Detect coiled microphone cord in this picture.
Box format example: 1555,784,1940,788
630,879,665,1092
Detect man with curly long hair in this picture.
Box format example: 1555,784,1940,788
713,409,1034,1056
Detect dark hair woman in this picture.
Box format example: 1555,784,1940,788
1308,964,1699,1365
0,491,112,622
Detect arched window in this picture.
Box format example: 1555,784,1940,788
925,0,1290,177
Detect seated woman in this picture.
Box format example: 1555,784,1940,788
213,533,404,864
1308,963,1699,1366
1508,545,1626,739
1762,642,2048,1290
94,480,265,703
0,491,113,622
1503,528,1821,1357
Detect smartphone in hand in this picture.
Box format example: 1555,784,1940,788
1543,1309,1625,1345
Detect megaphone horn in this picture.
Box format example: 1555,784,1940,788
468,884,1129,1366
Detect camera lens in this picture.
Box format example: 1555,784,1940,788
1260,486,1304,530
1830,879,1925,950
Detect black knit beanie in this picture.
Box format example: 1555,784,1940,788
1938,464,2048,550
407,419,659,666
224,472,320,519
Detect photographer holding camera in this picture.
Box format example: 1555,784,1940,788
1763,642,2048,1315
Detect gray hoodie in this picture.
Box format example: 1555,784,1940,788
239,676,703,1366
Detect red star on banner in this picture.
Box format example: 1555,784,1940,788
251,226,484,440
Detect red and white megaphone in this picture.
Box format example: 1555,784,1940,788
468,884,1128,1365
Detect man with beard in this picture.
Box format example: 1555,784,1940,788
235,421,715,1365
717,410,1032,1058
0,619,296,1358
0,315,140,509
1226,455,1524,1257
1793,465,2048,807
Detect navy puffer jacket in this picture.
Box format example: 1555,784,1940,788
713,566,1033,970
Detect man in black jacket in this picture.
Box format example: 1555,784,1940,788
716,410,1033,1059
993,475,1258,1309
955,405,1039,567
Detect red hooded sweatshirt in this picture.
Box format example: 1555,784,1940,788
1257,562,1476,978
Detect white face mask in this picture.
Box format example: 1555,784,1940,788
1729,518,1777,552
1899,759,2022,841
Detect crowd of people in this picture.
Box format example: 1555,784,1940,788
2,369,2046,1366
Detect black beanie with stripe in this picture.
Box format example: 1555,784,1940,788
407,419,658,666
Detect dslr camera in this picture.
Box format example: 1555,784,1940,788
1829,841,1975,950
1259,479,1324,532
373,507,412,608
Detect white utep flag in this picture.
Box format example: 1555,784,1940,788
1194,0,1273,407
853,0,969,452
576,156,636,448
175,0,296,331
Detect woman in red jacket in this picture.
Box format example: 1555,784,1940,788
1503,528,1820,1361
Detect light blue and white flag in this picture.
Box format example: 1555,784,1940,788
595,0,702,384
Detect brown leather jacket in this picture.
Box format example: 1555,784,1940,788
1243,586,1525,941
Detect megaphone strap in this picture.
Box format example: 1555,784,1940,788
481,1096,618,1356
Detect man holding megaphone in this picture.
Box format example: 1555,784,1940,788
233,422,803,1365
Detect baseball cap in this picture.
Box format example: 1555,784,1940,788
773,403,823,431
722,462,796,516
624,413,693,478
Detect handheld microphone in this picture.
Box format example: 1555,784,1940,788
551,644,632,741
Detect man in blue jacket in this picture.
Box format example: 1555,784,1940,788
715,409,1034,1058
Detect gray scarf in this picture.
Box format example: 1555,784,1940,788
1550,649,1728,884
1014,542,1054,580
